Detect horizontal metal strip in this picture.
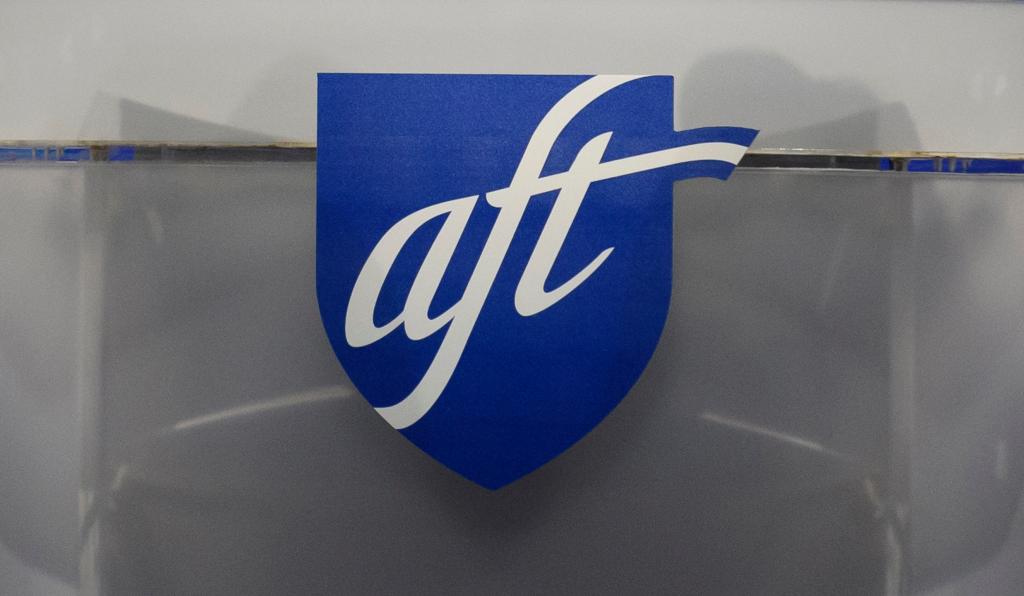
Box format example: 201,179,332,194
2,142,1023,175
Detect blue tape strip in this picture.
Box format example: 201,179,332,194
60,147,90,161
0,147,36,161
904,157,1024,175
965,159,1024,175
108,145,136,161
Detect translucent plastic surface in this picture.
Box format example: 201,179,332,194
4,162,1021,594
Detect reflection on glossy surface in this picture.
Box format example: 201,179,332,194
1,159,1021,594
14,162,1003,594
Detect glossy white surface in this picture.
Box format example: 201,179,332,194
1,0,1022,152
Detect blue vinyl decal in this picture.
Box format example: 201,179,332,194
317,74,757,488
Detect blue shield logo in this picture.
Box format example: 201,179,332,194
317,74,756,488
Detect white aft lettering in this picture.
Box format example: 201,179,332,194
345,75,748,429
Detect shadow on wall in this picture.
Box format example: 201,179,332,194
118,99,279,143
75,54,327,142
677,49,919,152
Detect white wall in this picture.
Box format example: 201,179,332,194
1,0,1021,152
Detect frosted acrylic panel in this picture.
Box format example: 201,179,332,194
13,162,1005,595
0,166,83,596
